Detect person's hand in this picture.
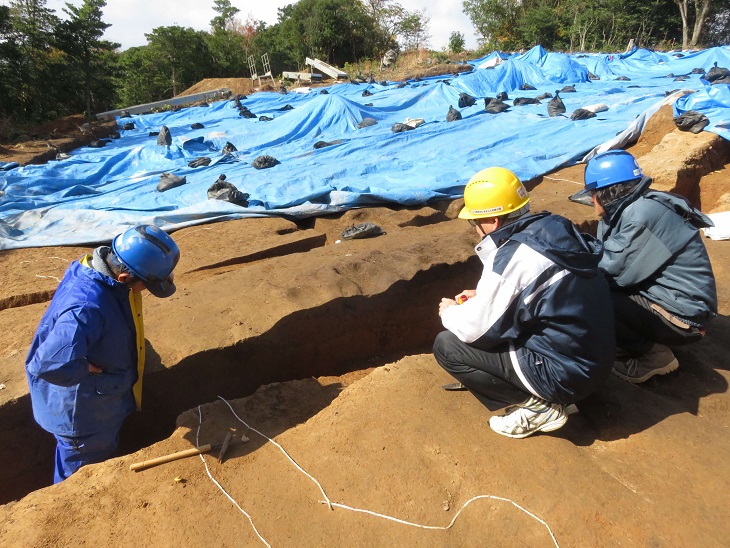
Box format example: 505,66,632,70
88,361,102,374
455,289,477,303
439,298,457,316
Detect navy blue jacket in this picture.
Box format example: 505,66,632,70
598,177,717,326
441,213,615,404
25,261,138,437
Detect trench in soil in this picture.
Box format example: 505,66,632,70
1,257,482,504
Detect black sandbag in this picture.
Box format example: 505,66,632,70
559,85,576,93
666,73,675,78
157,126,172,146
615,76,631,81
496,91,509,101
674,75,689,82
391,123,414,133
513,97,541,106
197,102,209,107
446,106,462,122
279,104,294,111
188,157,211,168
588,72,600,80
319,89,329,94
120,110,131,118
458,93,476,108
570,108,597,120
149,131,159,136
548,92,565,117
222,141,237,155
483,97,495,107
340,222,385,240
313,140,343,149
252,155,280,169
157,172,186,192
88,140,107,148
520,83,536,90
357,117,377,129
535,92,553,101
239,108,256,118
362,89,373,97
207,176,249,206
691,67,705,74
706,62,730,85
233,98,242,109
396,83,407,89
378,80,388,86
278,85,287,94
122,122,135,130
485,101,509,114
367,75,375,84
191,122,204,129
259,115,273,122
674,110,710,133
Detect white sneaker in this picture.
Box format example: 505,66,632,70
612,344,679,384
489,396,569,439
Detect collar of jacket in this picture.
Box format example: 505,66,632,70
602,176,652,224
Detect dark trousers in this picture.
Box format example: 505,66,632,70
613,292,704,357
433,330,530,410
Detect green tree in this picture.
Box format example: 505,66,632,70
55,0,119,118
270,0,378,69
449,31,466,53
144,26,211,98
363,0,431,54
210,0,240,33
5,0,62,121
399,10,430,50
462,0,520,49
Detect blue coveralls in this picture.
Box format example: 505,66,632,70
25,259,142,482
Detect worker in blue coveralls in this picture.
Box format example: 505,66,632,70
25,225,180,482
581,150,717,383
434,167,615,438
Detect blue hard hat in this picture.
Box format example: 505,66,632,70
112,225,180,298
584,150,644,190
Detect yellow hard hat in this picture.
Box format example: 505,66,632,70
458,167,530,219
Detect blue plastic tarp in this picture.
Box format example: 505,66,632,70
1,45,729,249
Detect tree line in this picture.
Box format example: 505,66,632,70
463,0,728,53
0,0,727,128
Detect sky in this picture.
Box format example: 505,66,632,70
25,0,480,52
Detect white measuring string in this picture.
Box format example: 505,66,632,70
210,396,559,547
195,405,271,547
543,175,583,186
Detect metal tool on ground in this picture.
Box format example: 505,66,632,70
218,429,234,464
130,437,232,472
441,382,467,391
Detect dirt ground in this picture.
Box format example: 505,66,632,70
1,81,729,546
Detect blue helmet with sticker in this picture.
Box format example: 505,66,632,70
584,150,644,191
112,225,179,298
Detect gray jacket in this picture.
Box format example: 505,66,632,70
598,177,717,326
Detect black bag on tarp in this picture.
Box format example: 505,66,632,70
252,155,280,169
157,172,186,192
446,106,462,122
457,93,476,108
157,126,172,146
207,175,249,206
548,92,566,117
674,110,710,133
